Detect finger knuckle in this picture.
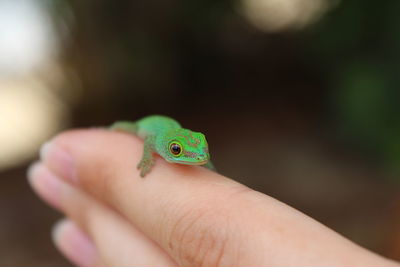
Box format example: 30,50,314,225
168,202,231,267
80,156,119,198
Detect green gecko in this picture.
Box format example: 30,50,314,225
110,115,215,177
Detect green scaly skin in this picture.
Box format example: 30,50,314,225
110,115,215,177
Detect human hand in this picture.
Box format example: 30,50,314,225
28,129,399,267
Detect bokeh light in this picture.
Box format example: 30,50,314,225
0,78,68,170
0,0,58,75
240,0,338,32
0,0,71,171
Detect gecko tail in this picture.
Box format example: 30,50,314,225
109,121,138,134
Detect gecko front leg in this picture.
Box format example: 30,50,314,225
203,160,216,171
137,136,156,177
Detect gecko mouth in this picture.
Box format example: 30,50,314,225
173,159,208,165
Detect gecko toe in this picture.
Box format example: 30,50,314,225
136,158,154,177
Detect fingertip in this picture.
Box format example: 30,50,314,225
27,161,41,185
39,142,52,161
51,218,69,245
52,218,98,267
45,129,145,185
27,162,63,209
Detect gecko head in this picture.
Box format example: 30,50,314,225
160,129,210,165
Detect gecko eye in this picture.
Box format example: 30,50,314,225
169,142,182,156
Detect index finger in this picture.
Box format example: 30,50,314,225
41,129,395,267
42,129,252,266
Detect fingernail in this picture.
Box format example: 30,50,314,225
52,219,97,267
27,163,62,209
40,141,78,183
39,142,52,160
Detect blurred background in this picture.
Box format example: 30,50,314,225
0,0,399,265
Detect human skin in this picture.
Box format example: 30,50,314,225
27,129,400,267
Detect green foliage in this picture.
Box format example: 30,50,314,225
306,0,400,172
